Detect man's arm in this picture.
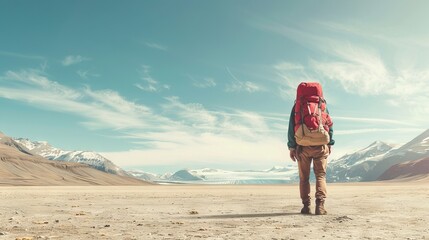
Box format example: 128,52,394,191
287,105,299,161
287,105,297,149
326,107,335,146
328,126,335,146
326,107,334,154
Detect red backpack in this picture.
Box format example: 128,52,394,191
294,82,333,146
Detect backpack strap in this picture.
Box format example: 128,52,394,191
317,97,325,129
300,97,305,137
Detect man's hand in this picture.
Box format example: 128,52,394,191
289,148,298,162
328,145,332,154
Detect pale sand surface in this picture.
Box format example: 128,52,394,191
0,182,428,240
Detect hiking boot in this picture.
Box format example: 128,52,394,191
315,199,327,215
300,203,311,214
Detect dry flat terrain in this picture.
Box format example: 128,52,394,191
0,182,428,240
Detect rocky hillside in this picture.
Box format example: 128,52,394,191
378,157,429,181
328,129,429,182
0,132,148,186
14,138,129,176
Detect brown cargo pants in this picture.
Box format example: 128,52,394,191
297,145,329,204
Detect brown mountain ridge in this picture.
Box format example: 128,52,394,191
378,157,429,181
0,132,149,186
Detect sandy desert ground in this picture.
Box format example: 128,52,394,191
0,181,428,240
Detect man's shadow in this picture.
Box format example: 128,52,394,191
193,212,300,219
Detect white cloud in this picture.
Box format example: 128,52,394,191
62,55,90,66
192,77,217,88
226,81,261,93
225,67,263,93
335,128,424,136
163,96,218,127
40,61,48,71
273,61,313,99
3,70,80,99
310,43,390,96
274,62,304,71
102,134,287,168
77,70,88,79
135,83,157,92
135,65,169,92
0,69,172,131
315,20,429,49
144,42,168,51
77,70,100,80
0,69,291,168
312,52,429,109
0,50,45,60
2,68,423,169
261,21,429,119
333,116,416,126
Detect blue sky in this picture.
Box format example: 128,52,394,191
1,1,428,173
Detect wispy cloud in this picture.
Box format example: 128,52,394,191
190,75,217,88
1,70,413,132
0,69,168,130
77,70,89,79
135,65,170,92
315,20,429,49
225,67,262,93
0,68,289,168
102,135,286,168
273,61,313,99
1,68,424,168
62,55,90,66
160,96,283,138
162,96,218,128
310,44,390,96
77,70,100,80
144,42,168,51
333,116,417,126
258,21,429,120
335,128,424,136
40,61,49,71
0,50,45,60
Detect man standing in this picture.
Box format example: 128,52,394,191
287,82,334,215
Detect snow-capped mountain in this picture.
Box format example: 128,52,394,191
265,166,295,172
327,141,394,182
170,170,204,181
129,166,299,184
363,129,429,181
126,170,173,183
328,129,429,182
190,166,298,184
0,132,34,156
0,131,146,186
128,129,429,184
126,170,160,182
14,138,129,176
392,129,429,154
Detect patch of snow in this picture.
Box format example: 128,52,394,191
151,166,299,184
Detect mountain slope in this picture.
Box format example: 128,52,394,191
126,170,161,182
14,138,129,176
328,129,429,182
169,170,203,181
378,157,429,181
327,141,394,182
129,166,298,184
363,129,429,181
0,132,148,186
